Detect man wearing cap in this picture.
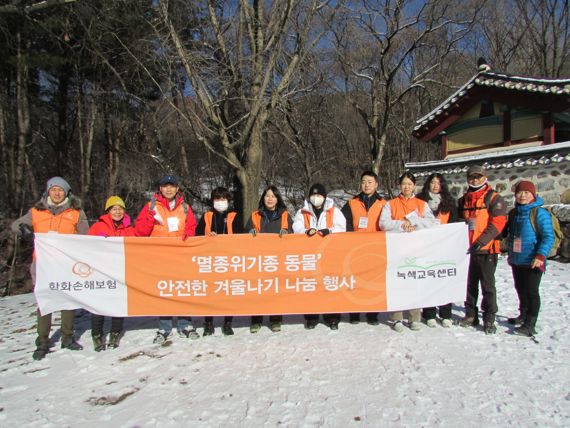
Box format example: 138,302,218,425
12,176,89,360
458,165,507,334
293,183,346,330
341,170,386,325
135,174,199,343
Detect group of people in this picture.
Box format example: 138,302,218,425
12,166,555,360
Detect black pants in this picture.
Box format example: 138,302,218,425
91,314,124,336
251,315,282,324
423,304,452,320
204,316,233,324
465,254,498,323
511,265,543,319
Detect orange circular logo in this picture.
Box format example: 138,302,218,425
72,262,93,278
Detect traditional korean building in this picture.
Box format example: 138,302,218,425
406,62,570,205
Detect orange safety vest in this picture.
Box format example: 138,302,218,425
388,196,426,221
461,188,501,253
149,201,187,237
251,211,289,232
348,198,386,232
31,207,80,234
205,211,237,234
303,207,334,229
437,211,451,225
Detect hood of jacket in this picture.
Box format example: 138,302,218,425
514,196,544,214
34,194,82,213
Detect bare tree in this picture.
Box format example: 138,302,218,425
124,0,334,222
331,0,481,175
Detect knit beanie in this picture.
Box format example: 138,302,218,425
515,180,536,198
105,196,126,211
46,176,71,196
308,183,327,198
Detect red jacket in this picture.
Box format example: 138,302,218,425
88,213,137,237
135,192,197,238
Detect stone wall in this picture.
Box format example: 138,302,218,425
412,162,570,260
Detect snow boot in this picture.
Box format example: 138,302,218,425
483,321,497,334
250,323,262,334
327,320,339,331
441,318,453,328
426,318,437,328
349,313,360,324
92,334,106,352
203,321,215,336
392,321,405,333
514,316,537,337
107,332,121,349
181,328,200,340
32,347,49,361
305,319,318,330
269,322,282,333
222,321,234,336
409,321,422,331
458,315,479,327
61,337,83,351
508,310,527,326
366,314,380,326
153,331,170,344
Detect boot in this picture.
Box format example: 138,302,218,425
349,313,360,324
92,334,106,352
508,309,527,326
458,315,479,327
483,321,497,334
250,323,261,333
32,347,49,361
515,316,537,337
269,321,281,333
366,314,379,326
222,321,234,336
62,336,83,351
203,321,215,336
107,332,121,349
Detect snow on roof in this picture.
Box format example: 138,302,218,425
414,71,570,132
405,140,570,176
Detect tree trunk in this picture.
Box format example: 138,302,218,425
15,30,30,212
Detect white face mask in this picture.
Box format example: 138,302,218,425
309,195,325,208
213,200,229,213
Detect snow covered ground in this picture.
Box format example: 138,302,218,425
0,256,569,427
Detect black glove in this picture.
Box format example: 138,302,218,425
318,228,330,236
279,229,288,238
306,228,317,237
19,224,34,242
467,242,482,254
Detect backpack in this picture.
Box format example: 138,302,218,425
529,207,563,258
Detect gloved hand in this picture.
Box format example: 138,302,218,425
279,229,288,238
249,228,257,237
306,228,317,237
467,242,482,254
19,224,34,242
318,228,330,236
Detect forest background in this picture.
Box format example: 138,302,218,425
1,0,569,224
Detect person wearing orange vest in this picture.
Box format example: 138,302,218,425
293,183,347,330
88,196,136,352
417,173,458,328
11,176,89,360
380,172,439,332
457,165,506,334
134,174,199,344
341,171,386,325
245,185,293,333
196,187,242,336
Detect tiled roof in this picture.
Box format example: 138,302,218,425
414,72,570,132
405,141,570,177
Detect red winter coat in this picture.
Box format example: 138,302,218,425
134,192,197,238
88,213,137,237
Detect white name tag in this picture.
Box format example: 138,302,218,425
513,237,522,253
358,217,369,229
167,217,180,232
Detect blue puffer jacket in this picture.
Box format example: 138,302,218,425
507,196,555,267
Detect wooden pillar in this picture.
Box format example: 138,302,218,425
441,133,448,159
543,112,555,145
503,108,511,146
